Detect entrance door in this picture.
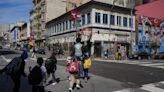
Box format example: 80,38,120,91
94,41,101,57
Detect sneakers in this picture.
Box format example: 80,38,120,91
52,82,57,85
69,88,73,92
76,84,80,90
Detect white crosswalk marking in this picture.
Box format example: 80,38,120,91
111,60,164,69
1,55,11,62
141,84,164,92
113,81,164,92
113,88,132,92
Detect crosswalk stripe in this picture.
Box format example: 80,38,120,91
1,55,11,62
140,63,164,66
159,81,164,84
112,88,132,92
141,84,164,92
113,81,164,92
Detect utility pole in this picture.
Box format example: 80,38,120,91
130,0,135,58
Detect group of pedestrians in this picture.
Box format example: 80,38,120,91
66,37,92,92
0,50,57,92
0,37,92,92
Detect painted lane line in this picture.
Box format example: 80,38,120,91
1,55,11,62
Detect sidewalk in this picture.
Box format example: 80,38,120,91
45,65,125,92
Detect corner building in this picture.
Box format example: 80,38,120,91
46,1,135,58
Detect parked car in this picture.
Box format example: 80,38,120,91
156,52,164,59
36,48,45,54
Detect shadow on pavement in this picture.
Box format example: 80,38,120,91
0,74,31,92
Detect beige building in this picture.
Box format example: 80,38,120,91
30,0,67,46
0,24,10,46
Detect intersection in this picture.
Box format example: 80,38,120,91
1,49,164,92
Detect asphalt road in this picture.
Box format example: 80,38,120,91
57,59,164,88
1,49,164,91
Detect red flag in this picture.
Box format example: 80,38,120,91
71,10,77,21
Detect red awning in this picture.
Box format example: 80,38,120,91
135,0,164,20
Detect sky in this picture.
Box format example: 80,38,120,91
0,0,32,24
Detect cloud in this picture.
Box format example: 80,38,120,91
0,0,32,24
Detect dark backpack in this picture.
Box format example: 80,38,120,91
28,66,43,85
45,58,56,71
5,57,22,76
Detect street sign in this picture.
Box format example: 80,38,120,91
82,28,91,36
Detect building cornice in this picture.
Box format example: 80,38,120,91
46,0,134,26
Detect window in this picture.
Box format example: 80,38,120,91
66,21,68,30
61,23,63,31
123,17,127,27
63,22,65,31
110,15,115,25
129,18,133,28
55,25,57,33
59,23,61,32
69,20,72,29
103,14,108,24
87,13,91,24
117,16,121,26
82,15,85,25
53,25,56,33
95,12,101,23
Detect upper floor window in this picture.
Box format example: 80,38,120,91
123,17,128,27
117,16,121,26
82,15,85,25
55,25,58,33
63,22,65,31
66,21,68,30
103,14,108,24
87,13,91,24
69,20,72,29
110,15,115,25
95,12,101,23
129,18,133,28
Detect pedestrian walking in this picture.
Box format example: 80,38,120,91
0,50,28,92
32,46,37,58
28,57,47,92
83,54,92,81
45,51,57,85
67,57,81,92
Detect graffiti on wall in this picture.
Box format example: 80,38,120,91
138,16,164,45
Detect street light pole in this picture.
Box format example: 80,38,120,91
130,0,135,58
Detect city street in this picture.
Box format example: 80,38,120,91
1,49,164,92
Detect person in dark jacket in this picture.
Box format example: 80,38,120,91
0,50,28,92
46,51,57,85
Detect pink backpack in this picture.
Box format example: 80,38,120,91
67,61,79,73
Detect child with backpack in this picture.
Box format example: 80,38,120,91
83,54,92,81
67,57,81,92
28,57,47,92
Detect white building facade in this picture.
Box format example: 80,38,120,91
46,1,135,57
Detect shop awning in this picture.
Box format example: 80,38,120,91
135,0,164,20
